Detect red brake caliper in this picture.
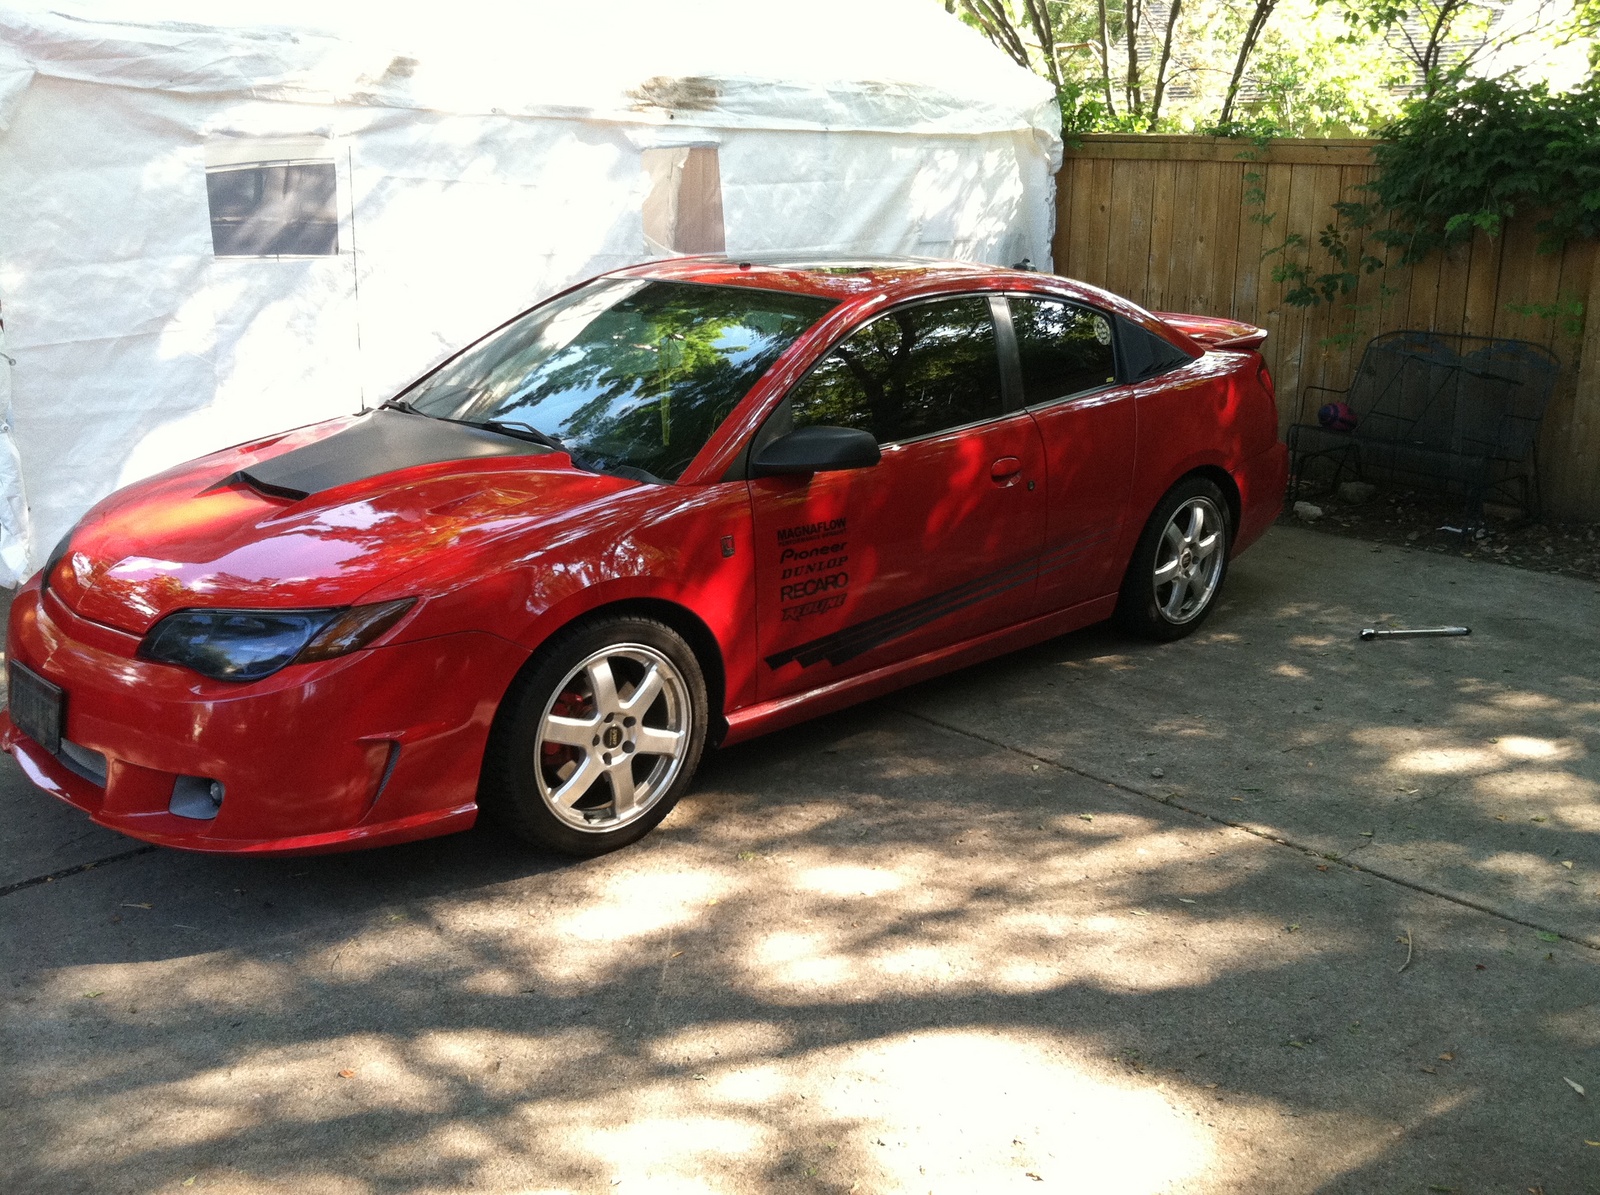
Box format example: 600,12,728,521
541,689,587,783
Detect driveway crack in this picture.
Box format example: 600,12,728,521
0,845,158,899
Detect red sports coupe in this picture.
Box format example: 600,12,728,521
3,257,1286,856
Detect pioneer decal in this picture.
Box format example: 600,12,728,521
765,528,1114,670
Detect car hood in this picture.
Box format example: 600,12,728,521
47,410,640,634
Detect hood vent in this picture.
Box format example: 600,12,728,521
227,408,551,501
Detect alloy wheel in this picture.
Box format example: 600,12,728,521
533,643,691,831
1151,496,1225,624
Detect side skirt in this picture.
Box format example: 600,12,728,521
720,594,1117,747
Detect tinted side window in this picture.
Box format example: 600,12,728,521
1118,317,1198,381
789,297,1001,444
1009,297,1117,404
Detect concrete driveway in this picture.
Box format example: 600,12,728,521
2,526,1597,1194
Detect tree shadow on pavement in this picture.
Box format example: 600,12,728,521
3,701,1597,1194
3,528,1598,1193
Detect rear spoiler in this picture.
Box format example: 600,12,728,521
1155,312,1269,352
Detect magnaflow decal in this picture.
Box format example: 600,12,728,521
777,517,847,543
775,516,851,623
765,528,1112,671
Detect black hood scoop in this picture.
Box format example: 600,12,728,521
231,408,552,500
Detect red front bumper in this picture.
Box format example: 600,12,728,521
3,584,530,854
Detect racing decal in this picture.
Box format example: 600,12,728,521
1038,527,1112,581
777,517,847,543
765,528,1112,671
775,516,851,623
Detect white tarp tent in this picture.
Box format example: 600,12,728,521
0,0,1061,585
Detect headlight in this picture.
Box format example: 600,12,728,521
40,527,76,593
137,600,415,682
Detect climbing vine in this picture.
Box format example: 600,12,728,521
1235,74,1596,349
1347,75,1600,261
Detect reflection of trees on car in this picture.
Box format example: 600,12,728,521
791,298,1001,444
494,285,830,480
405,281,833,481
1009,298,1118,404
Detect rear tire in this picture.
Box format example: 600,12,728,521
1115,477,1232,641
480,616,707,856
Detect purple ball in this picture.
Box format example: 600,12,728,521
1318,401,1357,432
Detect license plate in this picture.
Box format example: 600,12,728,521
9,662,63,755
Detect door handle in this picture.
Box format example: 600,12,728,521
990,456,1022,486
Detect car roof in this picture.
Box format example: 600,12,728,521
619,254,1035,302
608,253,1194,351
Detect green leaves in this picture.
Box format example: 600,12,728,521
1366,76,1600,263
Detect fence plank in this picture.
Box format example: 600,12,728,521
1461,229,1504,340
1165,160,1199,312
1296,163,1351,425
1255,164,1299,407
1432,243,1473,338
1233,155,1266,321
1332,163,1381,388
1206,162,1244,318
1539,237,1597,516
1491,215,1546,342
1562,248,1600,516
1059,161,1089,280
1081,158,1114,287
1405,233,1443,335
1146,160,1180,310
1104,159,1141,297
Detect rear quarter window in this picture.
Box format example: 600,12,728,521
1008,296,1118,404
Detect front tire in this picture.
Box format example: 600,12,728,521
481,616,707,856
1115,477,1232,641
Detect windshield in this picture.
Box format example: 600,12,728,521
398,279,837,481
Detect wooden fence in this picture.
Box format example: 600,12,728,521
1053,134,1600,521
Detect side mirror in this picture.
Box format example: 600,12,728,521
750,425,880,477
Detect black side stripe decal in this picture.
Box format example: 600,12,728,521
765,528,1115,671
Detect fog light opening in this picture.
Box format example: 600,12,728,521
58,739,109,788
170,775,224,820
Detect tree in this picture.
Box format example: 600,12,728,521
1219,0,1281,125
1335,0,1574,98
935,0,1590,137
1147,0,1186,127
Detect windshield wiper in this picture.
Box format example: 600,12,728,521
379,399,423,414
479,419,570,454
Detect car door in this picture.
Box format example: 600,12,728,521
749,295,1047,702
1003,295,1138,613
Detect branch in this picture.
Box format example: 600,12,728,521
961,0,1032,70
1096,0,1117,117
1219,0,1279,126
1020,0,1062,88
1148,0,1184,130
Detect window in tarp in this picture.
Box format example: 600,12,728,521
205,138,340,258
641,145,725,257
